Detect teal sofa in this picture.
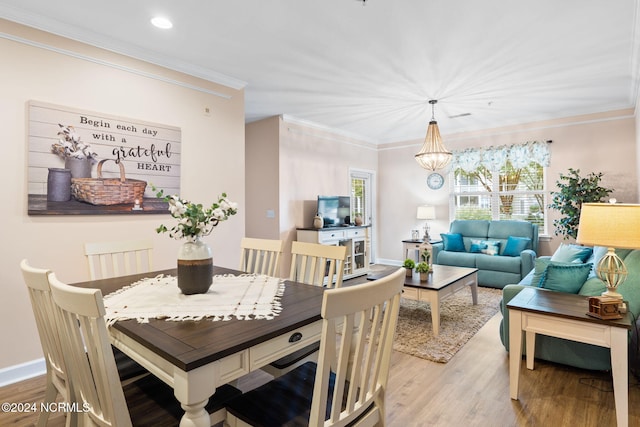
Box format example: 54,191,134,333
499,247,640,371
432,220,538,288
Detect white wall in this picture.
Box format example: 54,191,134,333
0,21,245,372
377,109,638,262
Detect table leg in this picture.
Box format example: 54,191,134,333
610,327,628,427
525,331,536,370
431,293,441,336
469,274,478,305
508,309,523,400
174,363,220,427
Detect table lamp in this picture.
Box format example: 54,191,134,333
576,203,640,299
417,205,436,242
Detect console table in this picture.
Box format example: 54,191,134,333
297,226,370,280
507,287,632,427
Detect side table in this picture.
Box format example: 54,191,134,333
507,287,632,427
402,239,441,263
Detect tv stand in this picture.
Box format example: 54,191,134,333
296,226,370,281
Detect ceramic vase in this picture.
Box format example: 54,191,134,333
47,168,72,202
177,237,213,295
313,214,323,229
64,157,92,179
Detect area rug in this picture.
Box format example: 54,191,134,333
393,286,503,363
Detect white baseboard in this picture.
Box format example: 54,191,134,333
374,258,402,267
0,358,46,388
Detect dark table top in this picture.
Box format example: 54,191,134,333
72,266,325,371
507,287,632,330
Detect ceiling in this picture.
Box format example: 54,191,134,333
1,0,639,144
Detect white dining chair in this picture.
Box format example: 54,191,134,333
226,267,405,427
239,237,284,276
20,260,72,427
262,241,348,379
48,273,241,427
84,239,154,280
289,241,347,288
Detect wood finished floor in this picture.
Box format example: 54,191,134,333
2,269,639,426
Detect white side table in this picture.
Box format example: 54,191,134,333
402,239,440,263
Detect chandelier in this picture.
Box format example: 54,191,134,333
414,100,452,171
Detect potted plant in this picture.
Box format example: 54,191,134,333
548,168,613,240
402,258,415,277
415,262,430,281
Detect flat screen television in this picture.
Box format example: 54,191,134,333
317,195,351,227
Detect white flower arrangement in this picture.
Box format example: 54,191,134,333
152,185,238,240
51,124,98,161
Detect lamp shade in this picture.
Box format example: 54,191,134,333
576,203,640,249
417,205,436,220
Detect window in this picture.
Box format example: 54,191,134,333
450,141,549,234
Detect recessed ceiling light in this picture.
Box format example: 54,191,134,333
151,16,173,29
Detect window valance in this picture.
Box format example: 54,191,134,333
452,140,550,173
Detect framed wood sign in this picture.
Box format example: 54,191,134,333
27,101,181,215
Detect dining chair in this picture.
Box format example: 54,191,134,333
225,267,405,427
289,241,347,288
262,241,348,379
239,237,284,276
48,273,242,427
84,239,154,280
20,260,71,427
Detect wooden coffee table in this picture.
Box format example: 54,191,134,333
370,265,478,336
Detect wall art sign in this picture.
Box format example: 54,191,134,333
27,101,181,215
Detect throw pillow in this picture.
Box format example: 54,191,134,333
538,263,593,293
440,233,465,252
550,243,593,263
531,258,552,287
503,236,532,257
470,239,501,256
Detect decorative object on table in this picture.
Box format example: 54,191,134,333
414,99,452,171
587,296,624,320
153,185,238,295
403,258,415,277
71,159,147,205
548,168,613,239
416,205,436,241
421,248,432,266
354,214,363,226
415,261,430,281
427,172,444,190
51,124,98,179
46,167,71,201
411,229,420,240
313,213,323,229
576,202,640,300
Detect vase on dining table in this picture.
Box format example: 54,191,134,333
177,237,213,295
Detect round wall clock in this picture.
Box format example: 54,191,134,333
427,172,444,190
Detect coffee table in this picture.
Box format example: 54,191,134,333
369,265,478,336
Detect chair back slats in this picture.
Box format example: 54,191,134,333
49,274,133,427
84,239,153,280
20,260,71,427
309,268,404,427
289,241,347,288
239,238,284,276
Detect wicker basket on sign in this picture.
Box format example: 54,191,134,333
71,159,147,205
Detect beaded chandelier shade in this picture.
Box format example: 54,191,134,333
415,100,452,171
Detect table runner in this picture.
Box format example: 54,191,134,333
103,274,285,325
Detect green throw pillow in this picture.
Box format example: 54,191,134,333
550,243,593,263
441,233,465,252
538,263,593,293
503,236,531,257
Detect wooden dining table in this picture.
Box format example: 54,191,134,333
72,266,325,427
